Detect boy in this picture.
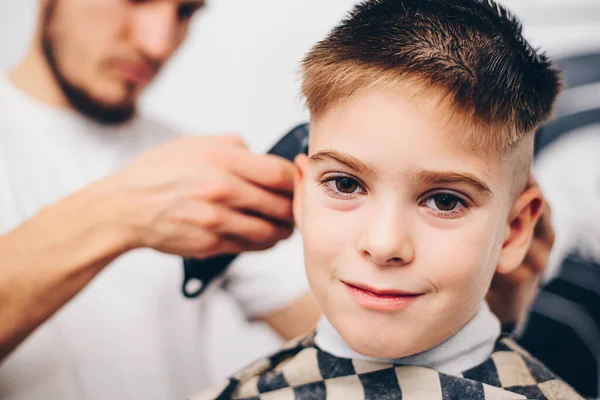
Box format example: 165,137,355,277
193,0,583,398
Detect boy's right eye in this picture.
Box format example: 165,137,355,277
335,177,359,193
321,176,366,199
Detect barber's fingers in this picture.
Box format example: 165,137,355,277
192,202,293,246
227,175,294,224
188,136,294,193
184,234,283,259
194,234,282,259
199,172,294,224
225,148,295,194
173,203,293,258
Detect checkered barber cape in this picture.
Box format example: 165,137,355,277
192,333,583,400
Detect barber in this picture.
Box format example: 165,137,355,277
0,1,318,399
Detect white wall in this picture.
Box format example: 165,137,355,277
0,0,38,71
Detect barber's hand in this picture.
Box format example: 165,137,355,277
109,135,295,259
486,178,555,327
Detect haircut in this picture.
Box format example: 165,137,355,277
301,0,561,152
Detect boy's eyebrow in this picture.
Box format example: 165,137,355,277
415,171,492,194
309,150,377,176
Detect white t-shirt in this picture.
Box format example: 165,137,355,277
0,74,308,400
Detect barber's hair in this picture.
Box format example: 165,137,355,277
301,0,561,151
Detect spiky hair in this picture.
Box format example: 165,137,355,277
301,0,561,151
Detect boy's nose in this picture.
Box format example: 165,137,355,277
357,206,415,267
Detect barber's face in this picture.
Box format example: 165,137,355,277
41,0,205,123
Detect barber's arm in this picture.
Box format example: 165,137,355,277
0,134,295,362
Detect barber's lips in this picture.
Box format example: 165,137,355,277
112,62,154,85
343,281,423,312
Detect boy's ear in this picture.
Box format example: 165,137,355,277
497,185,544,275
293,154,309,231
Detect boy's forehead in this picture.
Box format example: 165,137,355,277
310,79,521,155
309,85,500,162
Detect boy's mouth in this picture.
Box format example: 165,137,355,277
342,281,423,312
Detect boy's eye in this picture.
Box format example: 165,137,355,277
422,192,467,217
432,193,459,211
336,177,359,193
321,175,366,199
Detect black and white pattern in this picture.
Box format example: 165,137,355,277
192,333,583,400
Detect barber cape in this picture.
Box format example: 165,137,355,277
193,333,583,400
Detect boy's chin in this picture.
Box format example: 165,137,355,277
338,322,430,360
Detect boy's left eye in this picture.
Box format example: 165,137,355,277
431,193,459,210
422,192,467,216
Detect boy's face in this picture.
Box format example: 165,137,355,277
294,85,541,358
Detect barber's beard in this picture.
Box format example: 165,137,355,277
41,1,136,125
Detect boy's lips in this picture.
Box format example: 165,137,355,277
342,281,424,312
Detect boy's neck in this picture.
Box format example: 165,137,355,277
314,301,501,375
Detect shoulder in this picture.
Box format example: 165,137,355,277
190,334,314,400
192,334,585,400
462,335,585,399
192,334,559,400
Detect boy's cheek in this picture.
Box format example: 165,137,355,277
301,199,357,290
302,211,349,262
302,187,356,243
420,229,497,293
303,236,342,311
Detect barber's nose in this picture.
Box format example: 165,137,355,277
132,5,178,63
358,204,415,267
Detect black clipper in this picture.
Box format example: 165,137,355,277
181,122,309,298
